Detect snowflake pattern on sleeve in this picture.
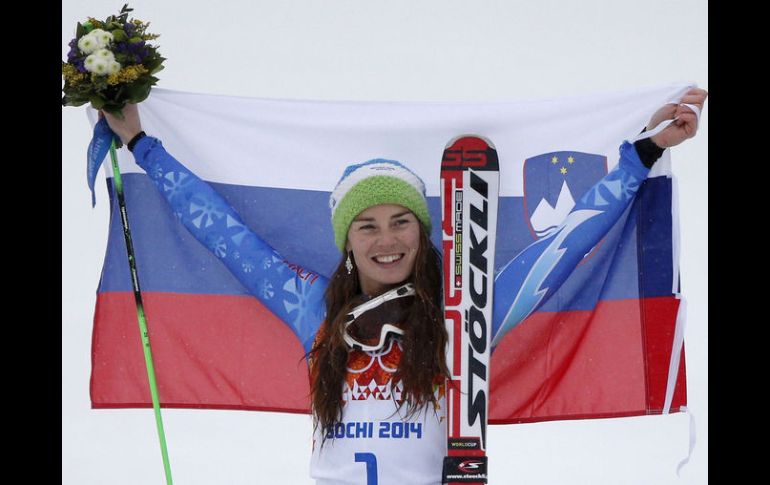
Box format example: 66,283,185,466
132,137,328,353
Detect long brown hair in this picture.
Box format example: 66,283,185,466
308,225,448,435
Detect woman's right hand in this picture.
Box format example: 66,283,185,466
100,103,143,144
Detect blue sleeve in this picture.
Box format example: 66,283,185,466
490,141,651,348
131,136,327,353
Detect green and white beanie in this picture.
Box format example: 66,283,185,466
329,158,431,252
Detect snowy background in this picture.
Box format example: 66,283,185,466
62,1,708,483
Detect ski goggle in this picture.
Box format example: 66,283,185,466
343,283,415,352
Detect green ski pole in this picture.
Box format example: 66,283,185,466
108,139,174,485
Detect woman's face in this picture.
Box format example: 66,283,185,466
346,204,421,297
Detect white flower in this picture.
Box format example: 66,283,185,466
92,61,109,75
78,33,99,54
94,48,115,61
77,29,114,55
85,48,119,75
90,29,114,48
84,54,109,75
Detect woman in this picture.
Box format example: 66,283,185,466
102,87,707,484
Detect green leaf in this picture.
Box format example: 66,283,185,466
121,84,138,99
89,95,106,109
103,104,125,119
64,97,89,108
112,29,127,42
124,81,150,100
76,22,84,39
143,58,161,71
128,36,142,43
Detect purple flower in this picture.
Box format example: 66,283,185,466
135,42,149,62
74,59,87,73
114,40,150,64
66,38,80,61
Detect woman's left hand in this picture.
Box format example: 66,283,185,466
648,87,708,148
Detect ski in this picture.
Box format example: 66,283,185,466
440,135,499,484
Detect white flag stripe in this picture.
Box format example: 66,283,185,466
88,83,692,196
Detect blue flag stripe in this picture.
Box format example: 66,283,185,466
98,174,673,312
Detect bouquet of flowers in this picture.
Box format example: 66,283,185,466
62,4,165,116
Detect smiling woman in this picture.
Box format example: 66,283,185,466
309,158,449,483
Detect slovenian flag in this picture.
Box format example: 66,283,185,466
89,84,689,422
